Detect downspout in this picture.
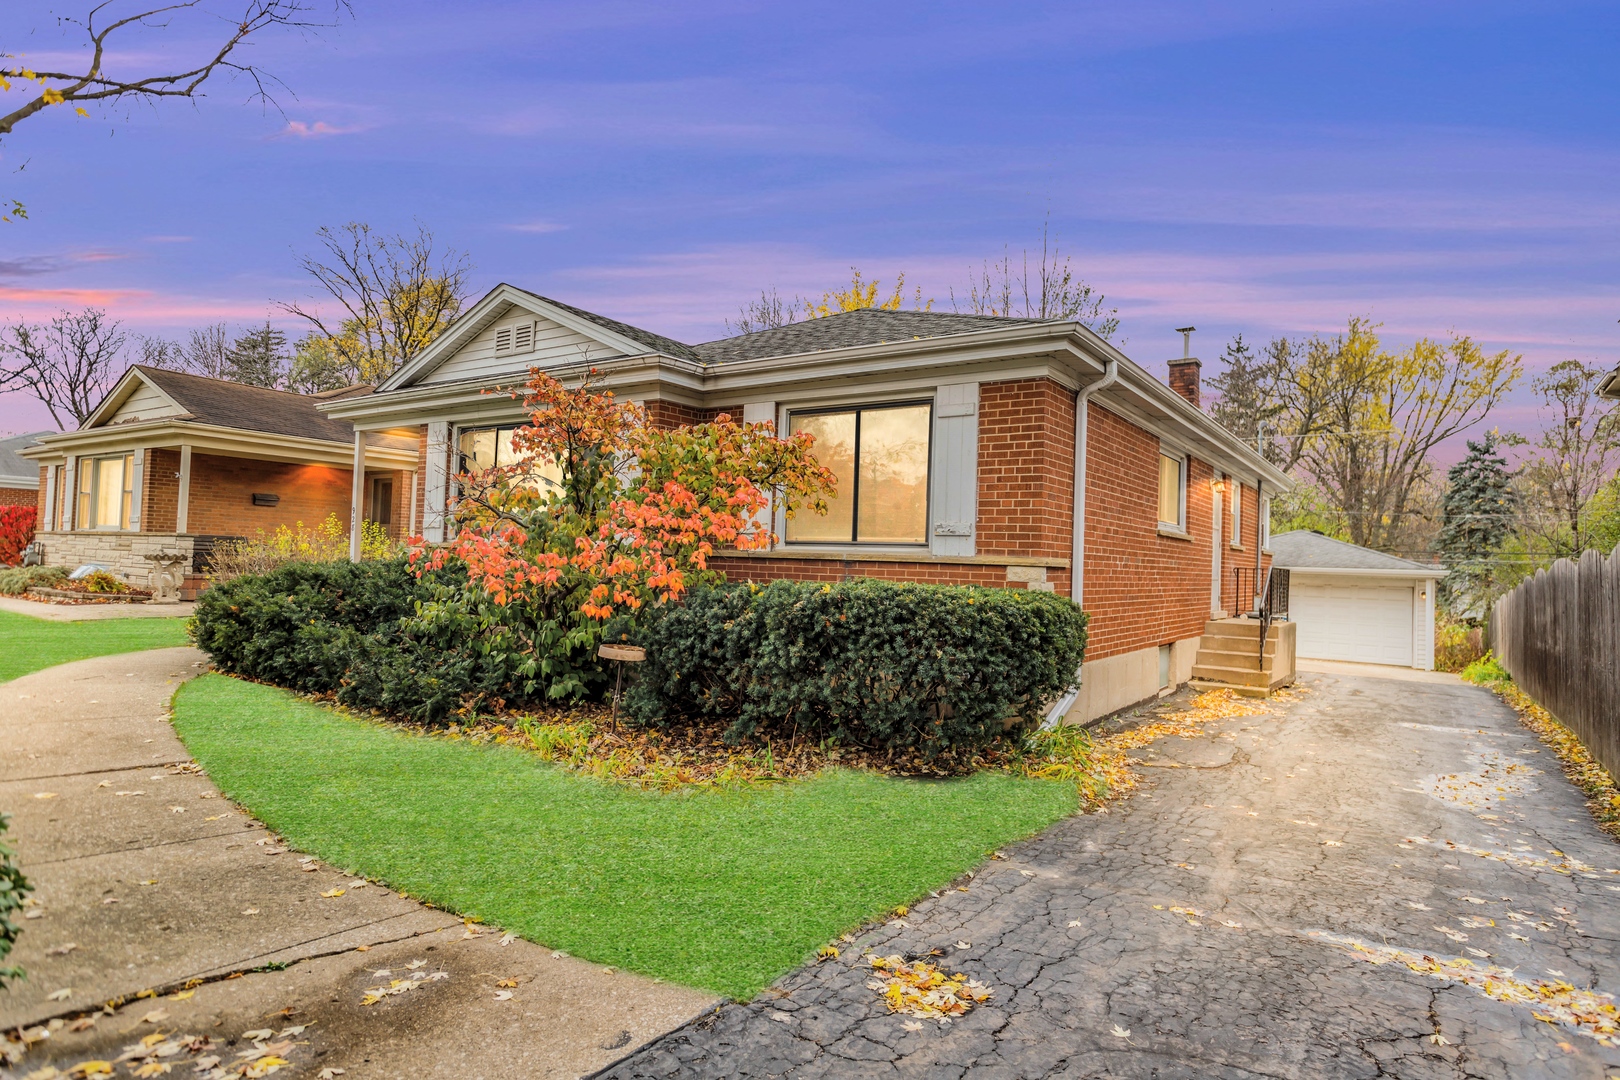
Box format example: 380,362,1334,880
1043,356,1120,726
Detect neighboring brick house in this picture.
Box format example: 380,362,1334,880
0,432,50,507
20,366,418,597
321,284,1292,723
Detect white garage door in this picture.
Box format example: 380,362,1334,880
1291,578,1414,666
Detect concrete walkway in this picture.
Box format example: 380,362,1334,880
0,595,196,621
602,670,1620,1079
3,648,714,1078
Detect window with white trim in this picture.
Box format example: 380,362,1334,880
457,425,563,492
1157,451,1186,529
77,453,133,530
786,402,932,544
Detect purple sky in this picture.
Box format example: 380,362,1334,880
3,0,1616,458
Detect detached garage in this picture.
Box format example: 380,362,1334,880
1269,530,1441,671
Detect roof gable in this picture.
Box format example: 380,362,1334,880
381,283,701,392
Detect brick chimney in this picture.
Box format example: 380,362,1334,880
1168,358,1202,408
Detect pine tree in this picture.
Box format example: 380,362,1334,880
1435,432,1514,615
1206,333,1286,463
226,323,288,388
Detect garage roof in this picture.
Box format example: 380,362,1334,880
1270,530,1440,574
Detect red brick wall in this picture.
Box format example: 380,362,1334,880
1080,403,1219,661
0,485,36,507
185,454,352,536
1216,477,1273,615
644,400,743,430
414,429,429,536
977,378,1075,563
143,449,180,533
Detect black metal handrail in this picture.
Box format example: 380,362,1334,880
1232,566,1290,668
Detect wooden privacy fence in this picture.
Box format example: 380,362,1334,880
1491,543,1620,778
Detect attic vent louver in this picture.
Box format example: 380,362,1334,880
495,326,514,353
513,322,534,351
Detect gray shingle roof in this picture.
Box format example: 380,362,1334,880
510,288,707,364
0,431,49,485
1269,530,1440,573
132,366,357,444
694,309,1052,365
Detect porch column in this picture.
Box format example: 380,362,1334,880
175,445,192,533
62,455,77,530
129,451,144,531
43,466,56,532
350,430,366,562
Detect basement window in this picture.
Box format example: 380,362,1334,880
785,402,931,545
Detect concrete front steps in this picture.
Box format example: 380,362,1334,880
1188,617,1298,697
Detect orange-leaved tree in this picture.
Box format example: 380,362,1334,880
413,370,836,692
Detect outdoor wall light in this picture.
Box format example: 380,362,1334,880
1211,477,1229,494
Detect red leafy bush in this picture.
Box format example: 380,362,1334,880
0,506,36,566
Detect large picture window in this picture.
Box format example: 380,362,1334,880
786,402,931,545
1157,451,1185,529
77,453,134,531
457,425,563,492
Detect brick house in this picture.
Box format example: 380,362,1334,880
320,285,1293,723
0,432,49,507
20,365,418,597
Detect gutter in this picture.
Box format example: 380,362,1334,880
1043,355,1120,727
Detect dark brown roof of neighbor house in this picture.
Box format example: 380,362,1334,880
130,366,360,444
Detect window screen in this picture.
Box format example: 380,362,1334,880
1157,453,1184,528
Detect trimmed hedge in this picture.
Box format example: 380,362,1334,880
191,558,605,722
621,580,1087,755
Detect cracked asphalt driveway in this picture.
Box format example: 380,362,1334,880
601,669,1620,1079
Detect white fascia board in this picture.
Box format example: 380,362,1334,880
1599,365,1620,400
1283,567,1445,580
18,420,414,470
379,283,685,393
0,472,38,488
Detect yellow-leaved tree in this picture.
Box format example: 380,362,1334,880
805,269,932,319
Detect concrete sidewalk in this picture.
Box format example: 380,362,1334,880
0,595,196,621
3,648,714,1078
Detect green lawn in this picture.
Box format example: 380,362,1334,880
173,674,1079,1000
0,609,193,682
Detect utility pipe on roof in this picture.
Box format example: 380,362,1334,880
1043,355,1120,728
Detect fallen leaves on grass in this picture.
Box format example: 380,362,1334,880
1313,931,1620,1046
866,954,992,1022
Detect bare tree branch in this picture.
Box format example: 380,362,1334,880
0,0,349,137
0,308,130,428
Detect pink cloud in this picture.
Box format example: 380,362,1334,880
280,120,366,139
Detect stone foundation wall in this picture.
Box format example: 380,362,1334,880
34,531,201,596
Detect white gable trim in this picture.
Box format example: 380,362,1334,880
82,368,184,431
380,283,672,393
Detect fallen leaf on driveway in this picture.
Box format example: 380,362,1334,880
901,1020,924,1032
320,888,345,899
318,1070,345,1079
139,1010,167,1024
1221,919,1243,928
101,897,118,905
240,1029,274,1041
277,1026,306,1037
1019,870,1035,878
1404,902,1431,911
46,942,77,956
498,932,516,947
406,960,426,969
171,989,195,1001
67,1062,113,1078
138,880,157,886
168,806,185,814
34,792,57,800
47,988,71,1000
1111,1024,1131,1038
241,908,259,916
1463,897,1488,905
1067,920,1083,927
1467,948,1491,958
493,990,513,1001
867,955,992,1020
955,941,971,950
1323,840,1343,847
115,791,145,797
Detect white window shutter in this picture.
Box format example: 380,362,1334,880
930,382,978,557
424,422,450,542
